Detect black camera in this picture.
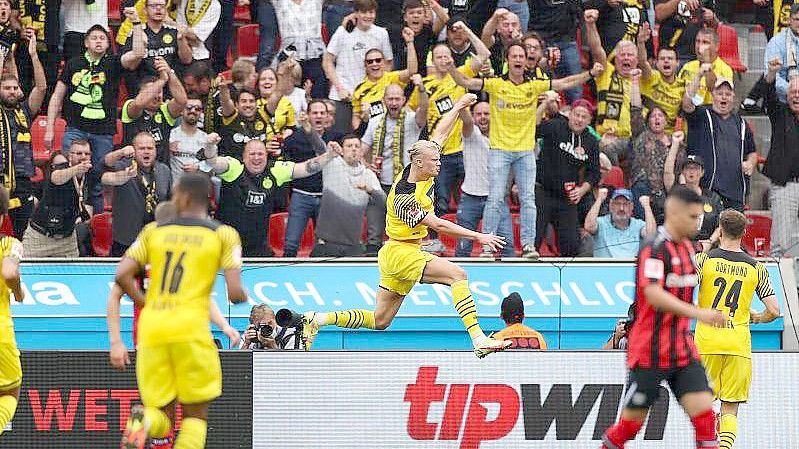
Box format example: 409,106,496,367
276,308,304,329
255,323,274,339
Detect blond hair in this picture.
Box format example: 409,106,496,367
408,140,442,161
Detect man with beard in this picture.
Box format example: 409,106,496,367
121,56,188,164
683,73,757,212
585,187,656,257
362,81,428,192
169,95,218,181
0,29,45,239
46,24,122,213
637,24,685,132
210,139,342,256
312,134,386,257
102,132,173,256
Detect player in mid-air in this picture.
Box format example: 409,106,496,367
600,186,727,449
695,209,780,449
301,93,509,358
0,187,25,439
115,174,247,449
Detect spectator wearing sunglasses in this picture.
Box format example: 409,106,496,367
168,95,219,181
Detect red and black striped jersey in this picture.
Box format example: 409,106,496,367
627,229,701,369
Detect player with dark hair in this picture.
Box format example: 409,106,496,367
115,174,247,449
695,209,780,449
600,186,727,449
0,186,25,438
302,93,510,359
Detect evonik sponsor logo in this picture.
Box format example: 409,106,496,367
404,366,669,449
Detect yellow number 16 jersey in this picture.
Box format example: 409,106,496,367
695,248,775,358
125,218,242,347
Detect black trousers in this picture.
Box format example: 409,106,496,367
534,185,581,257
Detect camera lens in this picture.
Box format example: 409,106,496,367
259,324,273,338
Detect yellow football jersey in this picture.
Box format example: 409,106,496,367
482,75,551,151
125,218,242,347
352,71,406,121
640,70,686,133
254,96,296,139
0,236,22,346
695,248,775,358
385,165,435,241
407,65,476,156
595,62,633,138
677,58,734,106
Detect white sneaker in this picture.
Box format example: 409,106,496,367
522,244,540,259
473,334,512,359
423,238,445,253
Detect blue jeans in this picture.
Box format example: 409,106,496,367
62,127,114,213
483,149,537,248
497,0,529,32
456,192,514,257
256,0,279,71
284,191,321,257
323,2,354,38
434,152,465,217
552,39,583,103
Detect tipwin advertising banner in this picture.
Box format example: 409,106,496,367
10,262,788,324
253,351,799,449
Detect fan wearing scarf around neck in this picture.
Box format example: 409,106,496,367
0,28,46,239
362,78,429,191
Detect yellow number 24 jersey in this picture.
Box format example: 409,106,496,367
695,248,775,358
125,218,243,347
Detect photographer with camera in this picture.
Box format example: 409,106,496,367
239,305,305,350
603,303,634,349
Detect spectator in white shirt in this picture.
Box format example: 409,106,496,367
272,0,328,98
168,95,218,181
322,0,393,133
174,0,222,62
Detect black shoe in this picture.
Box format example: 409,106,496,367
739,100,764,114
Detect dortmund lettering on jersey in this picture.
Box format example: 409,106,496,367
695,248,775,358
385,165,434,241
0,236,21,346
125,218,242,347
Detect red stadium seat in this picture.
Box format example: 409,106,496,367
0,215,13,237
31,116,65,164
118,81,128,113
269,212,289,256
234,3,251,21
717,23,747,73
90,212,113,257
604,166,625,189
237,24,260,59
297,220,315,257
108,0,121,21
743,212,771,257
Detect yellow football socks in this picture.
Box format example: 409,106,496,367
144,406,171,439
0,395,17,435
719,413,737,449
452,280,485,341
327,310,376,329
175,417,207,449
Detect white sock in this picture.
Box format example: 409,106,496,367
314,312,328,326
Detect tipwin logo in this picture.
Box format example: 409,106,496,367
404,366,669,449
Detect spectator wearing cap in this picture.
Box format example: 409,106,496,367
492,292,547,350
676,28,733,106
322,0,393,134
762,58,799,256
424,17,477,72
682,75,757,212
585,187,656,258
628,67,682,220
534,97,601,257
663,146,723,242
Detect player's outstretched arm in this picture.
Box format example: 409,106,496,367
431,93,477,145
644,284,726,327
106,284,130,370
115,257,146,308
224,268,248,304
2,246,23,303
419,213,505,251
210,299,241,347
751,295,780,323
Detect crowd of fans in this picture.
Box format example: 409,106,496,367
0,0,796,259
